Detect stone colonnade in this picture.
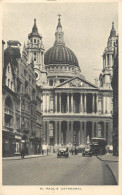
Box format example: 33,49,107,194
42,120,112,146
103,52,113,69
42,93,112,114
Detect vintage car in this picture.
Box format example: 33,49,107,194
57,147,69,158
82,145,92,157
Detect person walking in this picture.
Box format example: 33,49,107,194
20,148,25,159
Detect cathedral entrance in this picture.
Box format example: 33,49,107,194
86,122,92,143
73,93,80,113
87,94,92,113
73,121,80,145
61,121,67,145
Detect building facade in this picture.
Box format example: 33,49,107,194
2,40,42,157
111,38,118,155
30,17,115,149
2,16,117,156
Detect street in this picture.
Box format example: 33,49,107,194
2,154,116,185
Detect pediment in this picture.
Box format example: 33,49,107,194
56,77,98,89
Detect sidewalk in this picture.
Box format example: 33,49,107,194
97,153,118,184
2,153,54,160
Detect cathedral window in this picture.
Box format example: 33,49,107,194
31,39,32,43
34,39,36,43
49,80,53,86
34,52,36,61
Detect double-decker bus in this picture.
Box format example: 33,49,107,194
90,137,106,155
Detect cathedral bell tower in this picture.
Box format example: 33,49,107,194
99,22,117,89
26,19,47,86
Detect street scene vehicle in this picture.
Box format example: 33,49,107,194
57,147,69,158
90,137,106,155
82,145,92,157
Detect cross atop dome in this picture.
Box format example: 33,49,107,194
58,13,61,19
57,13,62,29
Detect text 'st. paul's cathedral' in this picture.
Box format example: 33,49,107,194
27,15,115,147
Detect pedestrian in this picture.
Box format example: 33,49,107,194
42,149,44,155
20,148,25,159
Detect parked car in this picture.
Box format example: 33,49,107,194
57,147,69,158
82,145,92,157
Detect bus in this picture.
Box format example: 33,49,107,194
90,137,106,155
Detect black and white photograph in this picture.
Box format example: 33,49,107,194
1,0,121,194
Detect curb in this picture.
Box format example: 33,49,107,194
96,156,118,162
106,163,117,185
2,154,53,161
96,156,118,184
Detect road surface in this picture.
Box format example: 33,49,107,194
2,154,116,185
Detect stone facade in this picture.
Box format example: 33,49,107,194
2,17,117,156
34,17,114,149
111,38,118,155
2,40,42,157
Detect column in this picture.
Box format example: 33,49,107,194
103,56,105,69
47,94,49,113
66,121,69,144
71,93,73,113
80,94,83,113
84,122,86,144
84,94,86,113
103,96,106,114
96,94,98,113
92,94,95,113
92,122,94,137
96,122,98,137
42,121,46,144
104,122,106,139
107,121,112,145
71,121,73,144
45,94,47,112
59,121,61,145
80,122,84,144
105,54,108,66
59,93,61,113
67,93,69,113
55,121,57,145
47,121,49,145
109,54,111,66
43,94,45,113
105,96,107,114
55,93,57,113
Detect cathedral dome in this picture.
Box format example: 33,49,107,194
44,44,79,67
44,15,79,67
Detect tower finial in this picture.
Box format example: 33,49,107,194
58,13,61,19
57,13,62,29
112,22,114,29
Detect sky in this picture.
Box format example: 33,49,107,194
2,2,118,83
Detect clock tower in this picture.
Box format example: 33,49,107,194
26,19,47,86
99,22,117,89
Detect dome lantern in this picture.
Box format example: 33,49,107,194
44,14,79,67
